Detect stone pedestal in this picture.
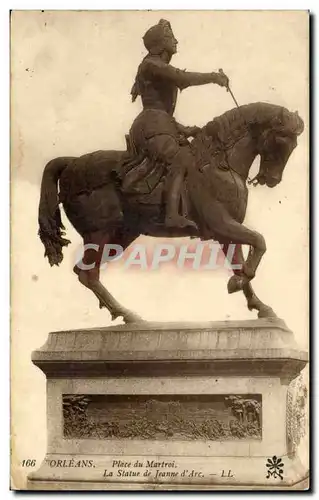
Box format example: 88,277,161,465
28,318,308,490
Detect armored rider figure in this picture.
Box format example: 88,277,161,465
129,19,229,229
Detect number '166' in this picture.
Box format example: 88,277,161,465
22,459,36,467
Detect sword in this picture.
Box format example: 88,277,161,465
219,68,240,108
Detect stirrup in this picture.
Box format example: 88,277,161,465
165,215,198,230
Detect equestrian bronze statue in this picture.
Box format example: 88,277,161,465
38,19,304,323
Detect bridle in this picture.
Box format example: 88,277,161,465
218,71,256,184
218,79,277,186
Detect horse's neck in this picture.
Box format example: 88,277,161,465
198,102,283,180
214,102,283,178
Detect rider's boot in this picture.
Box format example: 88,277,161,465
165,171,198,230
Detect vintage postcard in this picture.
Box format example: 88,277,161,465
11,10,309,490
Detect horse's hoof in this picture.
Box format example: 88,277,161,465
257,306,277,319
227,275,245,294
123,315,144,324
122,310,144,324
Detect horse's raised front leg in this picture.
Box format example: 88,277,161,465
222,242,277,318
73,229,143,324
203,201,266,287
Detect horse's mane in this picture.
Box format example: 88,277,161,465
190,102,289,168
204,102,287,144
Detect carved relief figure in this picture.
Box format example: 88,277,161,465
225,395,261,428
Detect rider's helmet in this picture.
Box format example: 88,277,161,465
143,19,177,55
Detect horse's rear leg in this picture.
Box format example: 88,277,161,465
223,242,276,318
74,229,142,323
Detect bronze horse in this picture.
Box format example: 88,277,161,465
38,102,304,323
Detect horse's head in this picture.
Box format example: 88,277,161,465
253,109,304,188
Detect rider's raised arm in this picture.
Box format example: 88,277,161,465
144,58,228,90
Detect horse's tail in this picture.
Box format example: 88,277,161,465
38,157,72,266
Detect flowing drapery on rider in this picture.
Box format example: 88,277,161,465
129,19,229,229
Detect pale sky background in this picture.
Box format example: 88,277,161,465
10,11,308,488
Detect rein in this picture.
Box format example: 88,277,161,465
218,75,260,186
210,128,252,182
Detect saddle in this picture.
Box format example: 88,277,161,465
120,135,166,196
119,131,229,204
